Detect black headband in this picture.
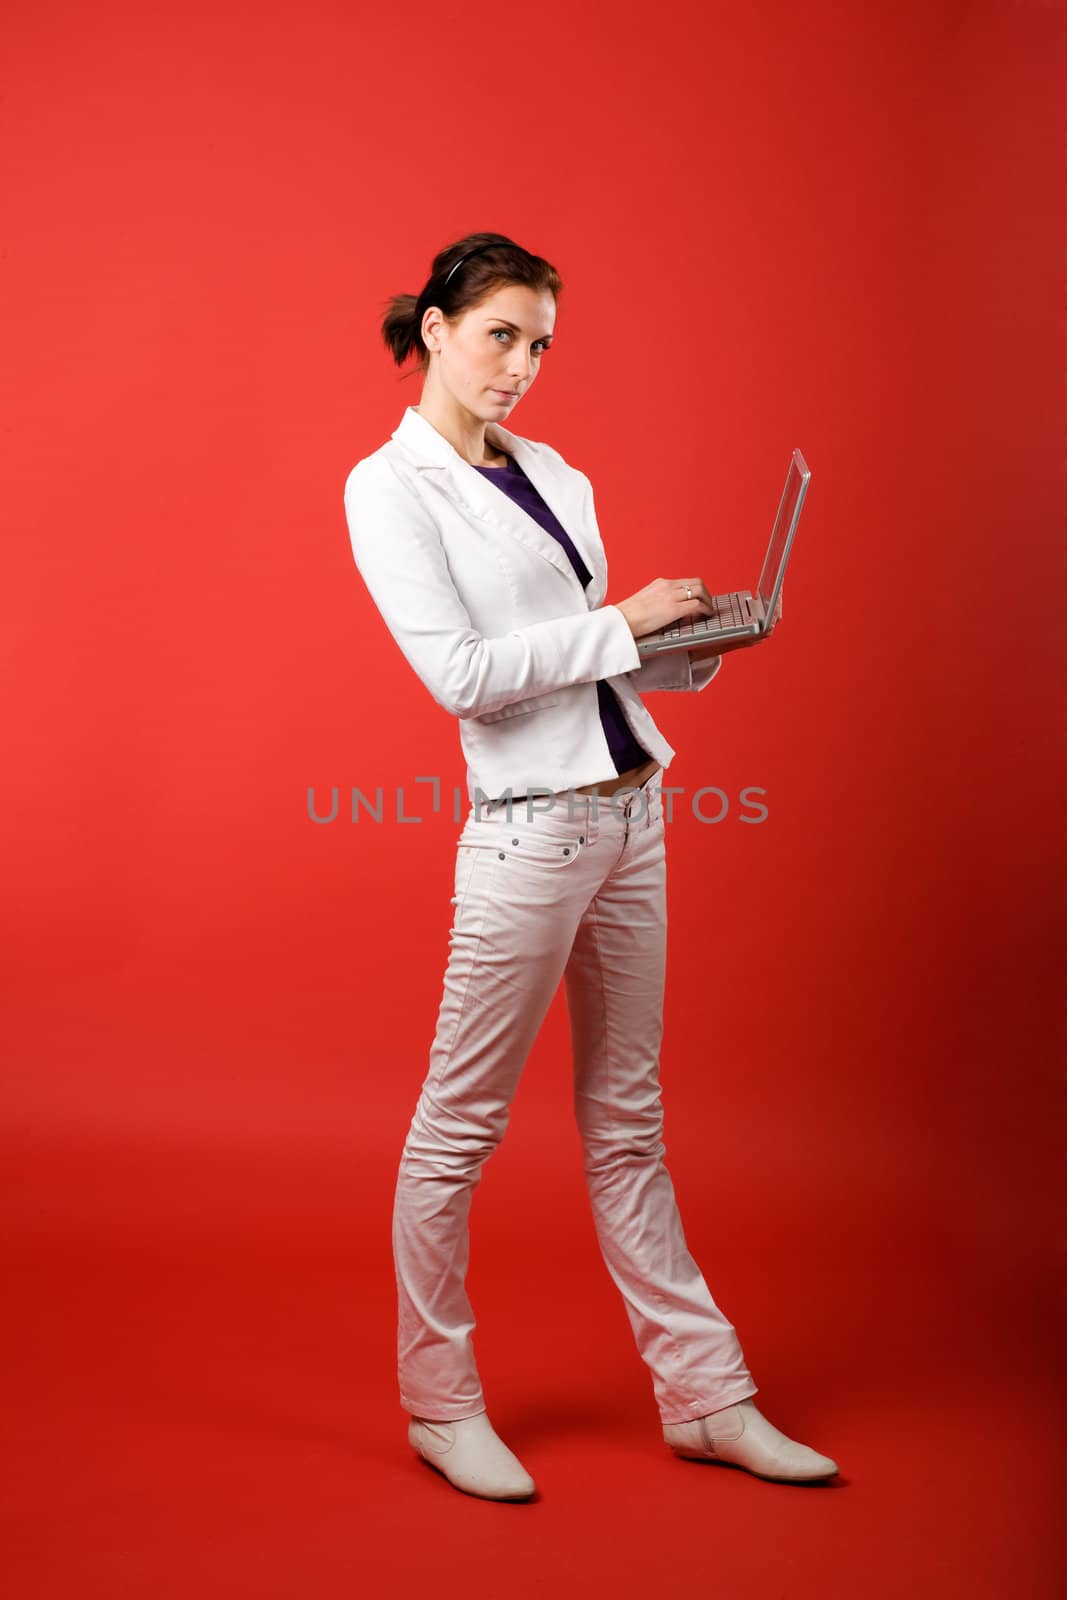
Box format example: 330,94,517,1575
442,241,521,287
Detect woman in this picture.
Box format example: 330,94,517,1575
343,232,838,1501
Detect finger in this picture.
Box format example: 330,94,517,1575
677,579,713,613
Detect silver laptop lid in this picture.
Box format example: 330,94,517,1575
756,449,810,618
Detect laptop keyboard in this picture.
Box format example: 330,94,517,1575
655,592,747,639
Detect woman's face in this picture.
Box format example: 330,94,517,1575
426,284,556,422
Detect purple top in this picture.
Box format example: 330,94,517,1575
472,452,650,774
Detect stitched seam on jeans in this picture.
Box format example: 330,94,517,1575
589,864,707,1415
435,847,502,1086
586,898,614,1147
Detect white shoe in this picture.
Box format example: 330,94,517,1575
663,1399,839,1483
408,1410,537,1501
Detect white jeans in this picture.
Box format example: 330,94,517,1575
392,767,759,1426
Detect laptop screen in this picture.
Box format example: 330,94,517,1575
757,450,810,612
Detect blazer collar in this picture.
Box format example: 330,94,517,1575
389,404,605,606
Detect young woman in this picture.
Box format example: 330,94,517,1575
343,232,838,1501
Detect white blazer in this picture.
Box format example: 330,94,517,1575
342,404,723,802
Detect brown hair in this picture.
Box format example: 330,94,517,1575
380,231,563,379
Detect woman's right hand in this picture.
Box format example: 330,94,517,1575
616,577,715,638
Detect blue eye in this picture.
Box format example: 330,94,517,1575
491,328,549,354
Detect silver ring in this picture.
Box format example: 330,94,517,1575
685,584,692,600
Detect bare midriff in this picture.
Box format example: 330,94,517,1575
573,757,661,798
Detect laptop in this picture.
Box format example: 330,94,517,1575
633,448,810,656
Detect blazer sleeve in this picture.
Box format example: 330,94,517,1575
343,454,643,720
624,647,723,693
577,471,724,694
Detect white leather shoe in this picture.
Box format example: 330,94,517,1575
663,1399,839,1483
408,1410,537,1501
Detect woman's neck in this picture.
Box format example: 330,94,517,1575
413,402,506,468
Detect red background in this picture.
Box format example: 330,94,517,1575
3,1,1063,1594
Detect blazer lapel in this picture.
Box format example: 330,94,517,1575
389,405,606,608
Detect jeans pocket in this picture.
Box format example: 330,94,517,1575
458,824,587,870
508,830,586,869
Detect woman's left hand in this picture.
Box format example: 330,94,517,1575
688,590,783,660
